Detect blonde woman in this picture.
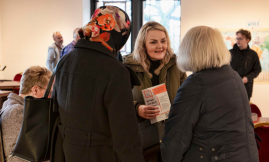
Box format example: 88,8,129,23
123,21,187,162
161,26,259,162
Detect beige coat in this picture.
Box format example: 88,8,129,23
123,53,187,122
46,43,63,72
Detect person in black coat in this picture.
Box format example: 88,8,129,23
50,6,144,162
161,26,259,162
230,29,261,100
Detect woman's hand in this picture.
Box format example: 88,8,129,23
138,105,160,119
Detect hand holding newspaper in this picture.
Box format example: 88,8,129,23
142,83,171,124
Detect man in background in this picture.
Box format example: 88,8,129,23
230,29,261,100
60,28,80,58
46,31,64,72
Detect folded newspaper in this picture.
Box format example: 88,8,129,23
142,83,171,124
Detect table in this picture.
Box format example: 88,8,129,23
0,81,20,90
253,117,269,128
0,90,12,109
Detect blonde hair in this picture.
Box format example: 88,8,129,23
177,26,231,72
20,66,52,94
132,21,174,77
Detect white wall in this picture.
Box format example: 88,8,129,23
181,0,269,116
181,0,269,38
0,0,83,80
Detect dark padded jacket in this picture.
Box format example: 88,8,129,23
161,65,259,162
230,44,261,99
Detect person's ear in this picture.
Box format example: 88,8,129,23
246,39,250,44
31,85,39,96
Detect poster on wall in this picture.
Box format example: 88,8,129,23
220,29,269,82
246,20,262,30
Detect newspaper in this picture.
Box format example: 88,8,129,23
142,83,171,124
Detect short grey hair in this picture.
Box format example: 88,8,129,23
177,26,231,72
20,66,52,94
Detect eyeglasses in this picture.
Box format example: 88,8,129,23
38,86,52,98
236,37,245,41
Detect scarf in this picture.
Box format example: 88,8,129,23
79,6,131,56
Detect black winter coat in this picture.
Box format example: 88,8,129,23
161,65,259,162
51,39,144,162
230,44,261,99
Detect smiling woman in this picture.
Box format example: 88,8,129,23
123,21,187,162
145,30,167,61
130,21,174,77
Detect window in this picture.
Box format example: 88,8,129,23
95,0,132,55
143,0,181,53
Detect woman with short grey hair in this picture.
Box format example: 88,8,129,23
1,66,51,162
161,26,259,162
